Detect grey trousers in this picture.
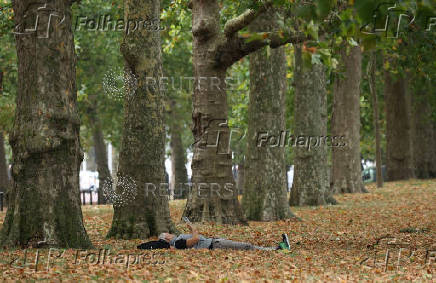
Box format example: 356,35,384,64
211,238,276,251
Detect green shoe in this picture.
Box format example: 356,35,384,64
282,233,291,249
278,242,290,250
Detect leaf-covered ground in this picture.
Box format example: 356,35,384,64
1,180,435,281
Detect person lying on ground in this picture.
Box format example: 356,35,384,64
157,222,290,251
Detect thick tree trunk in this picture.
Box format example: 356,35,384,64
241,9,294,221
368,51,383,188
331,45,367,193
384,71,414,181
0,132,9,202
169,100,189,199
0,0,92,248
182,0,245,224
0,72,9,205
289,45,336,206
107,0,176,239
411,86,436,178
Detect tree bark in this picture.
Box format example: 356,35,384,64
0,70,3,94
241,9,294,221
384,71,414,181
368,51,383,188
331,45,367,193
182,0,306,224
89,110,110,204
289,45,336,206
169,100,189,199
432,123,436,175
0,0,92,248
106,0,176,239
182,0,246,224
0,132,9,202
411,84,436,178
236,164,244,195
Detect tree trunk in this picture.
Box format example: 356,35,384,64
0,0,92,248
368,51,383,188
236,164,244,195
241,9,294,220
182,0,246,224
0,132,9,202
169,100,189,199
411,84,436,178
331,45,367,193
432,123,436,176
111,146,118,179
289,45,336,206
106,0,176,239
89,112,110,204
384,71,414,181
0,70,3,94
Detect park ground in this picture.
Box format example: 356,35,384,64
0,180,435,281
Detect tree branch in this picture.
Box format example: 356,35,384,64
223,3,271,37
216,31,308,69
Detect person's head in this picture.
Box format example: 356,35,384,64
158,232,176,243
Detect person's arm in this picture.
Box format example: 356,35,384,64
185,223,200,248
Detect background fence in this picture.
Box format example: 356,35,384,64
0,191,107,212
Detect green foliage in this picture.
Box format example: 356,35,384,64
0,0,17,165
161,0,194,157
228,59,250,165
72,0,124,150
